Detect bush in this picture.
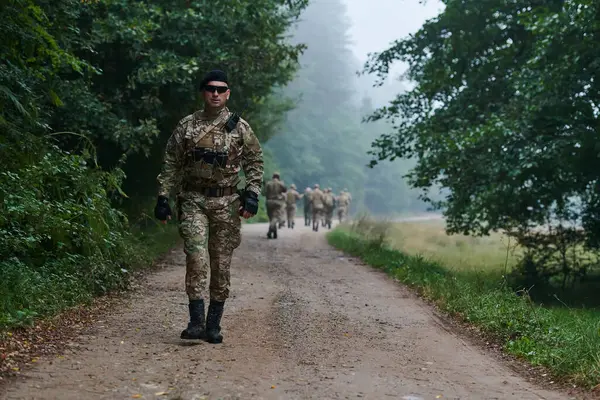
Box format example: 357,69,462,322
0,139,178,329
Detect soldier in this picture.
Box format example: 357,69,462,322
284,183,303,228
278,191,287,228
264,172,287,238
337,188,352,223
310,183,324,232
322,187,335,229
276,178,287,229
154,69,263,344
303,187,312,226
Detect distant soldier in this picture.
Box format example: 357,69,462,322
322,187,335,229
303,187,312,226
337,188,352,223
264,172,286,239
277,178,287,229
285,183,303,229
310,184,324,232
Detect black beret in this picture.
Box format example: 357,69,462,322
200,69,228,88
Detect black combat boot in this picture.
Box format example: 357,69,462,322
267,227,272,239
205,300,225,344
180,299,206,339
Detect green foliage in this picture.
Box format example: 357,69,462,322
0,135,180,328
328,226,600,388
265,0,429,215
362,0,600,279
64,0,308,197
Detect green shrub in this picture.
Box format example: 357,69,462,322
0,141,178,329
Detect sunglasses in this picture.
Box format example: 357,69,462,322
204,85,229,94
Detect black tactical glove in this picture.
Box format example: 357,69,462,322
241,190,259,215
154,195,172,221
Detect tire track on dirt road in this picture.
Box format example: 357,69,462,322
1,218,572,399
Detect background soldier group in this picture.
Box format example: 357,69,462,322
263,175,352,237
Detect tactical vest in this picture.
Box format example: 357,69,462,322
286,190,297,205
183,111,243,183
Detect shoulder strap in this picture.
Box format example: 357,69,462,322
191,111,231,148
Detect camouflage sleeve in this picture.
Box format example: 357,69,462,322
240,122,264,196
156,122,186,198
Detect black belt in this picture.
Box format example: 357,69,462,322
183,184,238,197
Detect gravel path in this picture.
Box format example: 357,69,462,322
1,218,571,400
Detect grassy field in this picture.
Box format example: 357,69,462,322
384,219,522,274
328,217,600,390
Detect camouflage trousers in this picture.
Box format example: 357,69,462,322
277,204,286,227
338,206,348,222
177,192,242,302
286,205,297,222
304,204,312,225
312,205,323,227
324,207,334,225
266,199,285,231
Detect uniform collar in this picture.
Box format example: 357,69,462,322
196,106,230,121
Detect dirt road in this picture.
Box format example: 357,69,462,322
2,219,571,400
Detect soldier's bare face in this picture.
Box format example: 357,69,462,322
203,81,230,109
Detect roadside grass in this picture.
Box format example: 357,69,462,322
0,208,180,331
327,219,600,390
384,219,522,274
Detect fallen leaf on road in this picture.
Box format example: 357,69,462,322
132,394,142,398
154,392,167,396
271,385,276,389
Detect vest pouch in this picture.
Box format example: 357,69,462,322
192,148,228,167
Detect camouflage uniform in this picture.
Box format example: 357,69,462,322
285,184,303,228
303,187,312,226
322,188,335,229
310,184,324,232
277,179,287,229
337,188,351,222
264,174,286,238
157,103,263,342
